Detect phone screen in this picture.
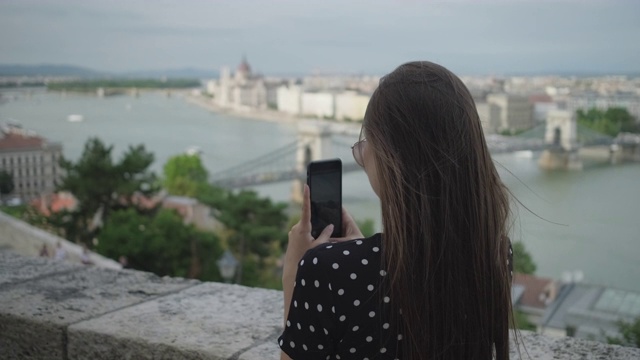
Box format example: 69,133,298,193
308,159,342,238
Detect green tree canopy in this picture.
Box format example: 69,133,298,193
54,137,157,244
607,317,640,348
96,208,223,280
216,189,288,285
513,241,537,275
163,154,208,197
577,107,639,137
0,169,14,195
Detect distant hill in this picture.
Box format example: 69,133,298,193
122,67,218,79
0,64,218,79
0,64,105,77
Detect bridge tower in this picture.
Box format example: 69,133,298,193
538,110,583,170
291,121,333,203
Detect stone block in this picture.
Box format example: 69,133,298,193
0,250,77,287
67,283,284,360
0,264,196,359
238,341,280,360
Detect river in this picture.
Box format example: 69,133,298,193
1,89,639,292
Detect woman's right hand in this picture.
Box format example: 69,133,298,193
333,206,365,241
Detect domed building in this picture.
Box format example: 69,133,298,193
207,56,282,111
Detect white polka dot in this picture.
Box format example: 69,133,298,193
304,302,309,309
297,323,301,330
310,325,315,332
313,257,318,264
328,283,332,290
352,325,359,331
343,250,350,255
350,348,356,353
324,328,329,335
380,347,387,353
317,304,323,312
279,339,283,346
338,289,345,295
301,279,306,286
300,260,304,266
353,299,360,306
332,263,339,269
331,306,335,313
314,280,320,288
380,270,387,276
350,273,357,280
286,320,291,327
336,355,341,360
367,284,374,291
398,334,403,340
318,344,324,350
373,247,379,252
366,336,373,342
383,323,390,329
384,296,390,303
326,245,333,249
356,240,363,245
294,300,298,307
339,315,346,321
369,311,375,317
290,341,295,348
303,344,308,350
361,259,368,265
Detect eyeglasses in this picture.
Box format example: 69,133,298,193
351,138,367,167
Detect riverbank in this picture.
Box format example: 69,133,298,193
184,94,362,136
184,94,299,125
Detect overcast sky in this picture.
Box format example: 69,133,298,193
0,0,638,75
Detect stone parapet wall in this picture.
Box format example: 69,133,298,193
1,251,639,359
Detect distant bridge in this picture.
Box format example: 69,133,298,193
210,117,640,189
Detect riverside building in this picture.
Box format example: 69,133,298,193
0,124,63,201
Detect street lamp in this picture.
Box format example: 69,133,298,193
217,250,238,283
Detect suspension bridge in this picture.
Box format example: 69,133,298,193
210,113,640,189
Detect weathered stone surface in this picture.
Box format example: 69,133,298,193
67,282,284,360
0,250,77,287
238,341,280,360
0,261,196,360
510,331,640,359
0,211,121,269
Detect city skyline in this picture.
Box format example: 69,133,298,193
1,0,639,76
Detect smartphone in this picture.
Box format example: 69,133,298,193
307,159,342,238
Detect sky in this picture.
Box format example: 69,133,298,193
0,0,639,76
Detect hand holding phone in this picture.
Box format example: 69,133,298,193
307,159,342,238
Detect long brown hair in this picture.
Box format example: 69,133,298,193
365,61,512,359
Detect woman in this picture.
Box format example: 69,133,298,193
280,61,513,359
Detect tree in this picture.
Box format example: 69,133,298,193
513,241,536,275
576,107,639,137
54,137,157,244
0,169,14,196
163,154,208,197
96,208,223,280
216,189,288,285
514,310,536,331
607,317,640,348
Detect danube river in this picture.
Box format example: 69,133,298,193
1,89,639,292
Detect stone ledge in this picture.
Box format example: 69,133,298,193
1,251,639,359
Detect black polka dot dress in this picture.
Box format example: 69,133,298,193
278,233,514,359
279,234,400,359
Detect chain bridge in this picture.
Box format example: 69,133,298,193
210,113,640,189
